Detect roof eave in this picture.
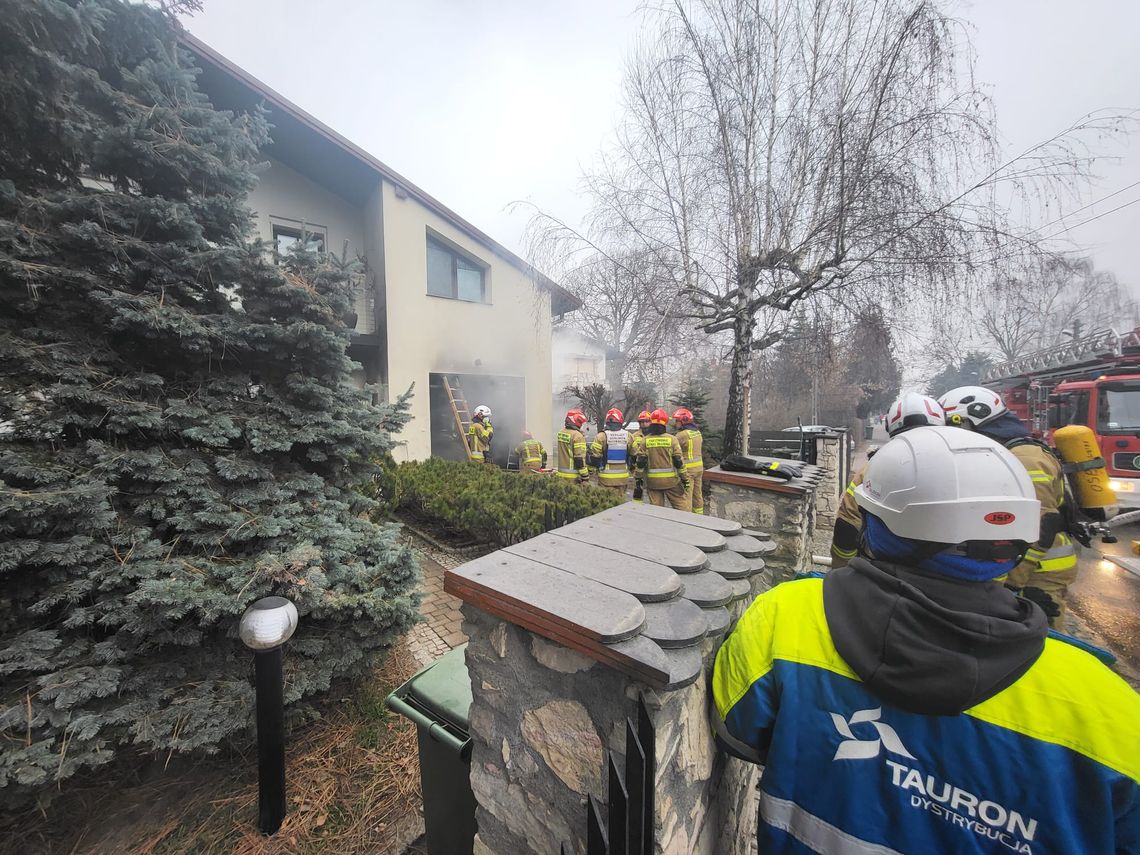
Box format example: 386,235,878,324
180,31,578,313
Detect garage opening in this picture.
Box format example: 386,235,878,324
428,373,526,467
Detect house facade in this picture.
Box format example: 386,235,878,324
186,35,578,463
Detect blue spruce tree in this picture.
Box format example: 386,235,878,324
0,0,418,800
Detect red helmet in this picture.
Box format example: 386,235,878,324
565,409,587,429
637,410,652,423
605,407,624,424
649,408,669,426
672,407,694,425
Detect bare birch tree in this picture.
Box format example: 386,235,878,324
527,0,1124,453
557,250,689,380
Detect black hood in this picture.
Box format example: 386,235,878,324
823,558,1047,716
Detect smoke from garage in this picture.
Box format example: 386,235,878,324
429,372,527,468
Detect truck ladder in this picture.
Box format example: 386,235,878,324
983,328,1140,383
442,376,473,458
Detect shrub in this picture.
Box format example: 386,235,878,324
394,459,622,545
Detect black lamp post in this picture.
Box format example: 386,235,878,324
239,596,299,835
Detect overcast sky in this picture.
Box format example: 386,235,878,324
183,0,1139,287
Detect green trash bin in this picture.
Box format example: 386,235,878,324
386,644,476,855
864,422,875,440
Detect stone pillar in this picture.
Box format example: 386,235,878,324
463,606,759,855
810,434,842,557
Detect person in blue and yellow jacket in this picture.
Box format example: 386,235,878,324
713,426,1140,854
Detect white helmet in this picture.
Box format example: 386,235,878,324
938,386,1007,428
855,426,1039,544
885,393,945,437
473,405,492,420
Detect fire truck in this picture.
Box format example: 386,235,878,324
982,328,1140,507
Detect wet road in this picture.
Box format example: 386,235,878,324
1069,524,1140,678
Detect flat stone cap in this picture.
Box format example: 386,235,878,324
446,507,759,690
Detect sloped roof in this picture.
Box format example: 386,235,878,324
181,32,581,316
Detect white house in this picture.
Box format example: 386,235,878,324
186,35,579,464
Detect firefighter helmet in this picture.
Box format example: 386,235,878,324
605,407,624,425
854,426,1039,544
885,393,945,437
473,405,492,421
938,386,1007,428
565,409,588,429
649,408,669,426
672,407,695,425
637,410,652,423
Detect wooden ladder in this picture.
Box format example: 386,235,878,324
442,375,472,458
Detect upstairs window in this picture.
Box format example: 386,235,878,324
273,223,326,261
427,235,487,302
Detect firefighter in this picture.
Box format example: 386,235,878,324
630,410,653,503
672,407,705,514
590,408,631,498
556,409,590,485
831,392,945,567
634,408,690,509
940,385,1078,629
468,405,494,464
514,430,546,474
713,426,1140,853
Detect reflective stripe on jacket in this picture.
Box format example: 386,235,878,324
712,577,1140,854
591,429,630,484
837,465,865,530
643,434,683,489
675,427,704,471
1009,443,1077,574
468,421,493,460
556,429,587,479
515,439,545,468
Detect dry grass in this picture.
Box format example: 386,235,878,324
4,645,424,855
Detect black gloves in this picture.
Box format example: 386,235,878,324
1022,586,1061,620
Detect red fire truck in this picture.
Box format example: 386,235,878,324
983,328,1140,508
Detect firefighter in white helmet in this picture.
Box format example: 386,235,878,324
830,392,944,567
940,385,1078,629
713,425,1140,853
468,405,494,464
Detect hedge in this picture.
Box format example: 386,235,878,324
390,458,623,546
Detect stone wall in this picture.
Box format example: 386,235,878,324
705,483,814,585
463,605,759,854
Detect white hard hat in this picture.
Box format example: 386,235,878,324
474,405,492,419
885,393,945,437
855,426,1039,544
938,386,1007,428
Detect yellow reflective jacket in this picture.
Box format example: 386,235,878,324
468,420,493,461
515,438,546,472
1008,441,1077,574
556,428,588,480
590,429,631,485
638,431,685,490
674,427,704,473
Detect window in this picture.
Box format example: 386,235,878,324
1097,382,1140,433
426,236,487,302
272,223,326,261
573,357,599,378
